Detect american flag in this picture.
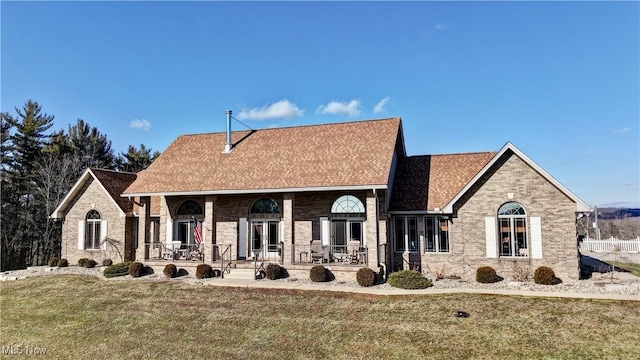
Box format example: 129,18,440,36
193,218,203,246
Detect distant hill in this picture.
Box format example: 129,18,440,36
596,208,640,219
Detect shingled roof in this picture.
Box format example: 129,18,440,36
123,118,403,195
389,152,496,212
50,168,137,219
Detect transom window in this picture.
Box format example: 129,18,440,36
177,200,203,216
85,210,101,250
498,202,528,257
425,217,450,253
250,198,280,214
331,195,365,215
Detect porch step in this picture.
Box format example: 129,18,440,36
223,268,258,280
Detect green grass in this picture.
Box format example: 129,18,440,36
614,262,640,277
1,275,639,359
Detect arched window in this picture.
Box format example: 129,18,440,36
177,200,203,216
250,198,280,214
331,195,365,214
330,195,365,252
498,202,528,257
85,210,101,250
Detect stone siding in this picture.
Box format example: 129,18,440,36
61,178,131,264
418,152,579,281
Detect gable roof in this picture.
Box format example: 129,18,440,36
442,142,591,213
123,118,402,196
50,168,137,219
389,152,496,212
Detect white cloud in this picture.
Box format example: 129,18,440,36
237,99,304,120
613,127,629,134
316,100,362,117
373,97,390,114
434,23,447,31
129,119,151,131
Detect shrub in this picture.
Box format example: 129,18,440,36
265,263,282,280
196,264,213,279
78,258,89,267
309,265,328,282
356,267,376,287
388,270,432,289
48,257,59,267
103,262,132,278
57,258,69,267
86,260,97,268
164,264,177,278
476,266,499,283
102,259,113,267
534,266,556,285
128,262,144,277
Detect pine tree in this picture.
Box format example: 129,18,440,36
116,143,160,172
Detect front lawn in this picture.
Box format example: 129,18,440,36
1,275,638,359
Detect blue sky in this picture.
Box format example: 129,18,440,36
2,1,638,208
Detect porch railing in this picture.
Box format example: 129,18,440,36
292,243,368,265
212,244,232,278
145,242,205,262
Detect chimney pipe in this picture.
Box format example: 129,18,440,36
224,110,232,153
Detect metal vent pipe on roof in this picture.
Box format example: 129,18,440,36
224,110,232,153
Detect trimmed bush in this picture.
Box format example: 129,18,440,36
388,270,432,289
476,266,499,283
309,265,328,282
356,267,376,287
102,259,113,267
164,264,177,278
86,260,97,268
265,263,282,280
78,258,89,267
57,258,69,267
196,264,213,279
534,266,556,285
48,257,59,267
103,262,132,278
128,262,144,277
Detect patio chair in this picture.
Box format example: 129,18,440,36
310,240,323,263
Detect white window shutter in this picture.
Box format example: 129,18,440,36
238,218,247,258
100,220,108,250
78,220,85,250
320,217,330,246
485,217,497,258
530,217,542,259
166,219,173,244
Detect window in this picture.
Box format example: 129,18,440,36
498,202,528,257
250,198,280,214
425,217,450,253
177,200,203,216
330,195,365,252
250,198,281,256
85,210,101,250
394,216,418,252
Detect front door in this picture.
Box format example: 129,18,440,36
251,221,279,258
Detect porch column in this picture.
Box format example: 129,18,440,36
204,196,215,263
283,193,294,266
158,196,170,248
135,196,151,261
366,191,378,270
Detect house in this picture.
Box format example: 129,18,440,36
51,115,591,281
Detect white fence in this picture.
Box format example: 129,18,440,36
579,237,640,253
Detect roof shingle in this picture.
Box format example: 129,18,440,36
389,152,496,211
123,118,402,195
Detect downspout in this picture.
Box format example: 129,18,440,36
373,188,386,280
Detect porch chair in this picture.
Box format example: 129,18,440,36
348,240,361,264
310,240,324,263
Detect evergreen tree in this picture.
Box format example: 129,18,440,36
116,143,160,172
46,118,116,171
